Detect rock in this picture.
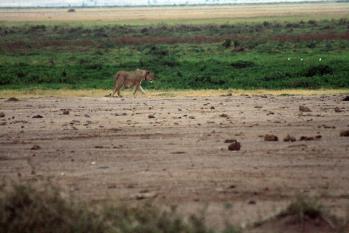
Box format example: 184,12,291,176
189,116,195,119
299,105,311,112
219,113,229,118
7,97,19,101
62,109,70,115
264,134,278,141
134,192,158,200
299,136,314,141
210,106,215,110
228,140,241,151
0,112,5,118
283,135,296,142
315,135,322,139
225,139,237,143
32,115,43,118
248,200,256,205
342,96,349,101
31,145,41,150
148,114,155,119
340,130,349,137
334,107,342,112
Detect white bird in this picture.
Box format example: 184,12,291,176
319,58,322,62
300,58,304,61
288,58,291,61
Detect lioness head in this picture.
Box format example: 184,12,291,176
144,70,155,82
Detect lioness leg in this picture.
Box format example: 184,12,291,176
139,86,146,94
116,87,122,97
133,84,146,96
112,86,118,97
133,84,140,96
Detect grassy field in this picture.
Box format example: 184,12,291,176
0,3,349,91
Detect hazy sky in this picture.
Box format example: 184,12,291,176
0,0,333,7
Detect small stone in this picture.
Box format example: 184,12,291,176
264,134,278,141
225,139,237,143
299,136,314,141
284,134,296,142
334,107,342,112
342,96,349,101
0,112,5,118
62,109,70,115
32,115,43,118
299,105,311,112
31,145,41,150
248,200,256,205
219,113,229,118
228,141,241,151
134,192,158,200
148,115,155,119
340,130,349,137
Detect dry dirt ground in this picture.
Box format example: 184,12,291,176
1,3,349,23
0,94,349,231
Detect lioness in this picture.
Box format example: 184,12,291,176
111,69,154,97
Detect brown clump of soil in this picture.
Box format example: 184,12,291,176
228,140,241,151
299,105,312,112
284,135,296,142
62,109,70,115
334,107,342,113
31,145,41,150
7,97,19,102
299,135,322,141
32,115,44,118
340,130,349,137
264,134,278,141
0,112,5,118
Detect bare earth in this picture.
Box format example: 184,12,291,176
1,3,349,23
0,95,349,231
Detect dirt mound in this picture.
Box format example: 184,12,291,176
264,134,278,141
7,97,19,102
250,215,335,233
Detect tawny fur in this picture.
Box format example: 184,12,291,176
111,69,154,97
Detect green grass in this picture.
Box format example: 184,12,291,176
1,18,349,90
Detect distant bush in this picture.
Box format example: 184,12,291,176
67,8,76,13
263,71,293,81
303,64,334,77
222,39,232,48
230,60,256,69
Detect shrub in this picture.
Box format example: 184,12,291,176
230,60,256,69
0,183,240,233
222,39,232,48
303,64,334,77
0,184,105,233
279,195,324,221
263,71,293,81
